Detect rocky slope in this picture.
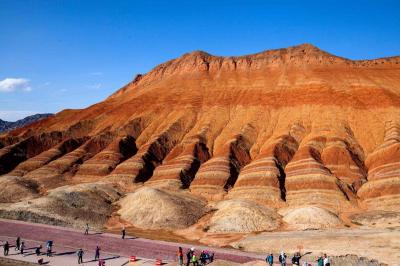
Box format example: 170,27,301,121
0,113,53,133
0,44,399,263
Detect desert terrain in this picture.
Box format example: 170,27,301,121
0,44,399,265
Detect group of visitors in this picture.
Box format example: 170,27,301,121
2,237,25,255
266,251,330,266
2,236,52,259
179,247,214,266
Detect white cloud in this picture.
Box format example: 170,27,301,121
89,72,103,76
0,110,37,122
87,83,102,89
0,78,31,92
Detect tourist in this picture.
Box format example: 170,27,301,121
178,247,184,266
84,223,89,235
279,251,287,266
77,248,84,264
46,241,53,257
323,254,330,266
20,241,25,255
186,248,193,266
3,241,9,256
200,250,207,265
316,255,324,266
95,246,101,261
191,252,199,266
35,245,42,256
15,236,21,251
122,226,126,239
266,253,274,266
291,252,302,266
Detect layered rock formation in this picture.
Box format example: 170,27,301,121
0,44,400,237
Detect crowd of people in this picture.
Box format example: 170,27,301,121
1,225,334,266
266,251,331,266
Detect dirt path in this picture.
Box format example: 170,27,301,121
0,219,265,265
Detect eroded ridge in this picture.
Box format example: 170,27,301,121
228,134,299,206
358,121,400,210
190,125,256,201
72,136,137,182
146,132,210,189
23,133,114,187
106,117,194,188
285,137,350,212
6,138,85,178
0,132,63,175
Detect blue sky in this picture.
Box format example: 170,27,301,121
1,0,399,121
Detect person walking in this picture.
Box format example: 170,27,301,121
121,227,126,239
3,241,9,256
35,245,42,256
186,248,193,266
323,254,330,266
20,241,25,255
266,253,274,266
291,252,302,266
177,247,184,266
84,223,89,235
77,248,84,264
279,251,287,266
15,236,21,251
191,253,198,266
95,246,101,261
46,241,53,257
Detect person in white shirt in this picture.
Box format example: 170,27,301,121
323,253,330,266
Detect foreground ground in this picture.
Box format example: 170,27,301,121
0,219,395,266
0,219,266,265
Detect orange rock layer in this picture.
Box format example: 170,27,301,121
1,44,400,212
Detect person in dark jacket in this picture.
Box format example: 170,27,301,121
291,252,302,266
20,242,25,255
15,237,21,251
122,227,126,239
77,248,84,264
95,246,100,261
35,245,42,256
279,251,287,266
266,253,273,266
3,241,9,256
186,248,193,266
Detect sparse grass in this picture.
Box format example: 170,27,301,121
0,257,36,266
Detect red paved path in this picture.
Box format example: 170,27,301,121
0,219,265,264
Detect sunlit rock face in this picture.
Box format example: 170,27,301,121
1,44,400,231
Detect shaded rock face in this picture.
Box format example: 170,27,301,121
0,44,400,232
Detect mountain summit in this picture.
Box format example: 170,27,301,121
0,45,399,262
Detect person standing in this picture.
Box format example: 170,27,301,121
35,245,42,256
15,237,21,251
266,253,274,266
20,241,25,255
95,246,101,261
279,251,287,266
3,241,9,256
186,248,192,266
77,248,84,264
177,247,183,266
84,223,89,235
122,227,126,239
316,255,324,266
291,252,302,266
323,254,330,266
